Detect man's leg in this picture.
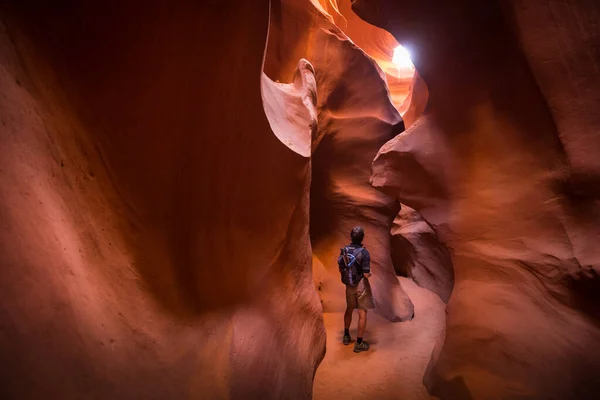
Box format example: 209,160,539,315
343,306,353,345
357,309,367,341
344,307,353,330
343,286,356,345
353,308,370,352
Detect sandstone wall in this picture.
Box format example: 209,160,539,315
390,205,454,303
353,0,600,398
0,1,325,398
264,0,414,321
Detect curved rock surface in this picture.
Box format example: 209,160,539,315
0,1,324,398
397,71,429,129
262,59,318,157
6,0,600,398
308,29,414,321
357,0,600,398
318,0,416,115
265,0,414,321
391,205,454,303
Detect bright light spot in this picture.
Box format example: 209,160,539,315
392,45,414,70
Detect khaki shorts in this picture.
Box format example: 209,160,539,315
346,278,375,310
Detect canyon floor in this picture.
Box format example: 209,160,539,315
314,277,445,400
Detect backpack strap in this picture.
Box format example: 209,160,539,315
352,247,364,264
345,247,364,267
341,246,351,267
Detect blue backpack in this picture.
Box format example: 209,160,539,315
339,246,364,287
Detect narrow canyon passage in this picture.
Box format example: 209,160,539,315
3,1,600,399
314,277,445,400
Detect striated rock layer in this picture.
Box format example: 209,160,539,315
264,0,415,321
356,0,600,398
0,1,325,398
309,35,413,320
391,205,453,303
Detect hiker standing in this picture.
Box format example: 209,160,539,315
338,226,375,353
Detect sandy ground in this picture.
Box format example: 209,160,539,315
313,277,445,400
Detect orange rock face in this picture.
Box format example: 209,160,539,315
306,12,414,321
264,0,415,321
0,1,324,398
357,0,600,398
391,205,453,303
5,0,599,399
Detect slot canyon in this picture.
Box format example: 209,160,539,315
1,0,600,399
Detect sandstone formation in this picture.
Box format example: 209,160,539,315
307,18,414,321
265,0,415,321
262,59,318,158
397,71,429,129
325,0,415,109
4,0,600,398
391,205,454,303
0,1,325,398
312,254,347,312
356,0,600,398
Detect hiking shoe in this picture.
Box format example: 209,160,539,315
353,341,370,353
343,334,351,345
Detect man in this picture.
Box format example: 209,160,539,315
338,226,375,353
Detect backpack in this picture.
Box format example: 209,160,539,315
339,246,364,287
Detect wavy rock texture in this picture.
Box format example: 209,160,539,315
355,0,600,398
262,59,318,157
316,0,417,115
0,1,325,398
397,71,429,129
309,29,414,321
264,0,415,321
391,205,453,303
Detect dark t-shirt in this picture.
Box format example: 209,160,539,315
337,243,371,274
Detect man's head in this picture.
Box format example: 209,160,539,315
350,226,365,244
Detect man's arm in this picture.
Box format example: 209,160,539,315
362,249,371,278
